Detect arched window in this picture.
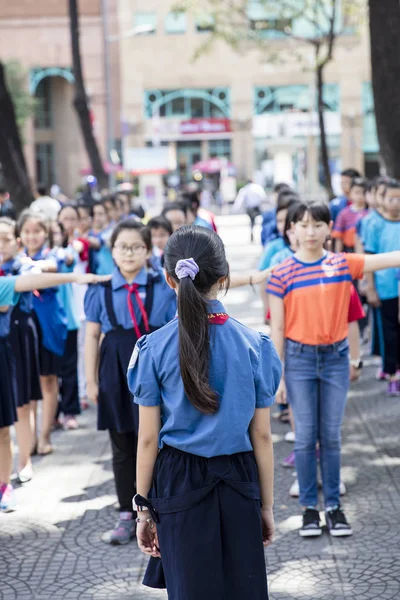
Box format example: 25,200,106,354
144,88,230,119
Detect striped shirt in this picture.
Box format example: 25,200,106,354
332,206,369,250
267,252,365,345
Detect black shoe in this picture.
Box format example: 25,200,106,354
325,507,353,537
299,508,322,537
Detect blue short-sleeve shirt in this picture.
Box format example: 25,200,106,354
0,276,19,337
364,216,400,300
259,237,285,271
128,299,282,458
84,266,177,334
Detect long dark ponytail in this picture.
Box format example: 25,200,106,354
164,225,229,415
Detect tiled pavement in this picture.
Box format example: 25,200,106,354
1,216,400,599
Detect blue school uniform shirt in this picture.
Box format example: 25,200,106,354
356,210,385,246
364,217,400,300
330,195,349,224
261,210,279,246
194,215,213,230
54,247,81,331
259,237,285,271
128,299,282,458
269,246,294,268
84,266,177,334
1,257,34,314
0,276,19,337
90,227,115,275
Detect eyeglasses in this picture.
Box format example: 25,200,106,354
114,244,147,255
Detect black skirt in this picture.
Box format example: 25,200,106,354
9,306,42,406
143,445,269,600
0,337,18,428
33,311,59,377
98,326,139,433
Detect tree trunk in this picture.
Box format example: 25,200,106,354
68,0,108,189
0,62,34,214
316,64,334,200
369,0,400,178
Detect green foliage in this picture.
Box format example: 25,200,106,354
5,60,37,136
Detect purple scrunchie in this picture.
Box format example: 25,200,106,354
175,257,199,281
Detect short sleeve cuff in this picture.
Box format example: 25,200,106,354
255,395,276,409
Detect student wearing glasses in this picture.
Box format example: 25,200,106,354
84,219,177,546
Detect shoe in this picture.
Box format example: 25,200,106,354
285,431,295,443
109,512,136,545
340,481,347,495
325,506,353,537
63,415,79,430
289,478,300,497
386,380,400,397
376,368,388,381
299,508,322,537
282,451,296,468
0,484,17,513
17,465,33,484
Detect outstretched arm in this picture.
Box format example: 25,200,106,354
14,272,111,292
363,252,400,274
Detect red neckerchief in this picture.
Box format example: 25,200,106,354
123,283,150,339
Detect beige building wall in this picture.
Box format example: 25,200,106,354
118,0,372,187
0,0,121,197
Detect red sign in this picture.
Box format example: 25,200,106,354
179,118,231,135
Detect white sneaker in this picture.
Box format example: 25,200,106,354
285,431,295,443
289,479,300,497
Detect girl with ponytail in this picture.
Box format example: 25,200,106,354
128,225,282,600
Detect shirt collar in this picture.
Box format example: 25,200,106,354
206,299,226,314
111,266,148,290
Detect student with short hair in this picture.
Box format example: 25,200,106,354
363,179,400,395
268,200,400,537
332,177,369,253
330,168,361,224
84,219,177,545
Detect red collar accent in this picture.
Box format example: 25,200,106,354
208,313,229,324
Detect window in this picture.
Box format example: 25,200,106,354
208,139,231,159
34,78,52,129
165,11,186,34
133,12,156,34
144,88,230,119
35,143,55,187
249,18,292,39
195,13,215,33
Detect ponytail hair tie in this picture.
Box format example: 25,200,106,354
175,258,199,281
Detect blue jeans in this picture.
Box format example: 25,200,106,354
285,338,350,509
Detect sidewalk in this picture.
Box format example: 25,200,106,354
1,216,400,599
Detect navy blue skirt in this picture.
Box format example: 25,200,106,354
9,306,42,406
143,445,269,600
98,326,138,433
0,337,17,428
33,312,59,377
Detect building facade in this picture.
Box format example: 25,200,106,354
0,0,121,197
118,0,378,192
